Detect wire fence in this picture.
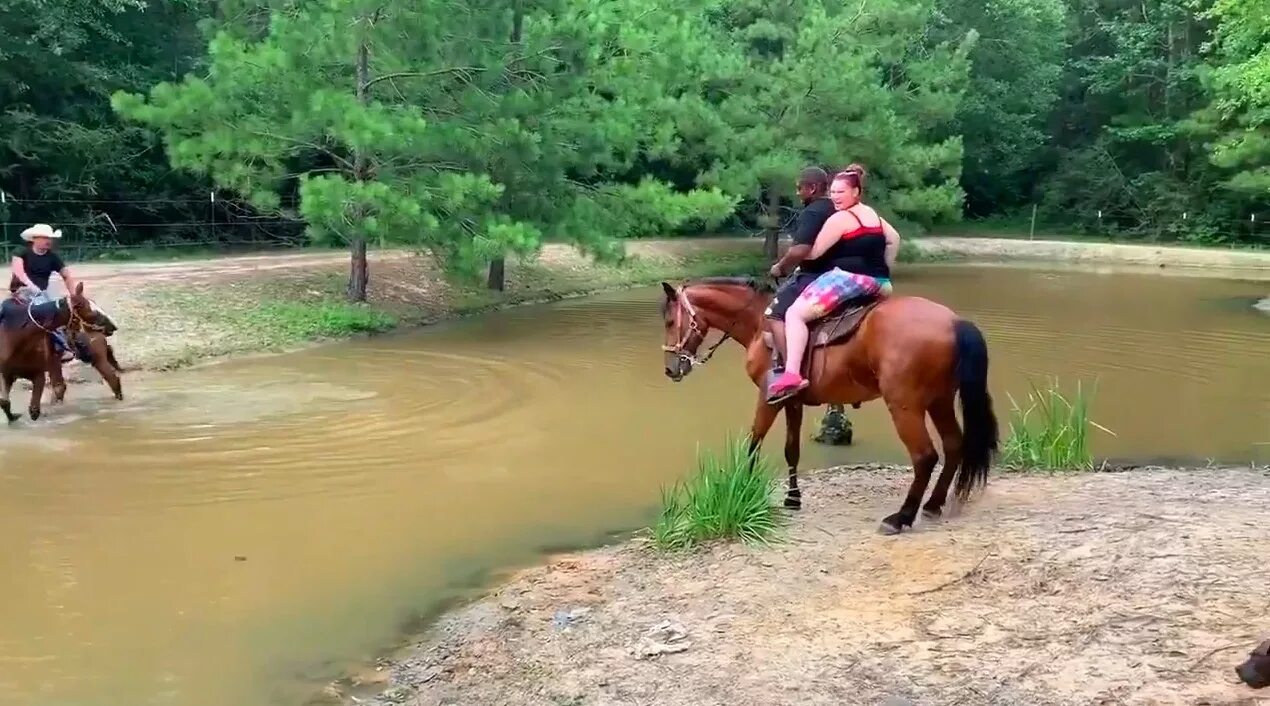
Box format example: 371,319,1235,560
0,192,308,260
1,193,1267,262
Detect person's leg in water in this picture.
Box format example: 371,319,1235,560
768,269,881,404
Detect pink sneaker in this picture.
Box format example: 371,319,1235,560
766,371,808,405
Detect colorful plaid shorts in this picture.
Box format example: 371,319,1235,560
794,269,890,319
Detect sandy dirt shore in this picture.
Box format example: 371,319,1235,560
342,464,1270,706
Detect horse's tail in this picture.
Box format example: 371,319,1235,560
953,318,999,500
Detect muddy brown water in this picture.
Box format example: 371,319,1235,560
0,264,1266,706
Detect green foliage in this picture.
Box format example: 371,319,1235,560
1001,378,1114,471
239,301,397,343
6,0,1268,263
935,0,1068,213
1201,0,1270,196
113,0,737,296
652,434,782,550
664,0,975,230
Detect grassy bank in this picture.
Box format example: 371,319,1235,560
112,241,769,372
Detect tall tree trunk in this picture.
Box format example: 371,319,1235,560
486,4,526,293
762,186,781,262
348,39,371,302
486,257,506,291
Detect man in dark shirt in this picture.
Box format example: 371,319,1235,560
9,223,79,360
764,166,834,376
10,223,77,294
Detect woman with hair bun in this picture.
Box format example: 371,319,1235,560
766,163,902,404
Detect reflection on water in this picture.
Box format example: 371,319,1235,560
0,264,1267,706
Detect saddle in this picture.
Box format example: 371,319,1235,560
762,296,882,353
762,295,883,396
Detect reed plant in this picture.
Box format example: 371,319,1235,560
1001,377,1114,471
652,434,783,550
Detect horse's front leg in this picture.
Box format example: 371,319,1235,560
782,402,804,509
0,372,19,424
28,371,44,421
746,387,781,460
86,336,123,400
47,347,67,404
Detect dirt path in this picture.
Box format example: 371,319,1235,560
349,465,1270,706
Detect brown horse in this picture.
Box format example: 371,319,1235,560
659,276,999,534
0,284,118,423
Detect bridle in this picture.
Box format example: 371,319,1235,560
661,284,761,368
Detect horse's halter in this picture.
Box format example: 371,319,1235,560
662,287,732,368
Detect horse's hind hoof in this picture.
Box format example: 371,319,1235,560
783,495,803,510
29,410,40,421
921,507,942,521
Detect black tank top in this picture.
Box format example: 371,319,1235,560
804,207,889,279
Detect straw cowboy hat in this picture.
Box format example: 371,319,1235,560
20,223,62,241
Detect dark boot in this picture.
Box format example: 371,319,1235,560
49,331,73,363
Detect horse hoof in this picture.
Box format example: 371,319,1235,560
921,507,942,521
877,520,903,535
29,411,40,421
784,496,803,510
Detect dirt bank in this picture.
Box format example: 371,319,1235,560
342,465,1270,706
45,234,1270,380
920,236,1270,277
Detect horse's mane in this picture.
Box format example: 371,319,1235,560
691,276,776,294
658,275,774,315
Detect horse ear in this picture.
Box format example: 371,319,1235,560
661,281,677,300
74,283,84,297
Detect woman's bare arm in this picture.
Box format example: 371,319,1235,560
881,218,901,271
809,212,851,259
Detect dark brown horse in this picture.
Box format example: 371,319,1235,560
659,276,999,534
0,284,119,423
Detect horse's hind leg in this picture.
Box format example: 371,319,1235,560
880,399,940,535
922,394,963,520
0,372,20,424
28,372,44,421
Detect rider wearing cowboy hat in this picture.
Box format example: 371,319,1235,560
9,223,80,361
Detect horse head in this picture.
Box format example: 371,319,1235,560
659,278,771,382
64,283,98,333
660,281,711,381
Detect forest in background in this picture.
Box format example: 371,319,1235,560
1,0,1267,298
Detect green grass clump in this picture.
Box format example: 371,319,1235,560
241,301,398,343
1000,378,1114,471
652,434,783,550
